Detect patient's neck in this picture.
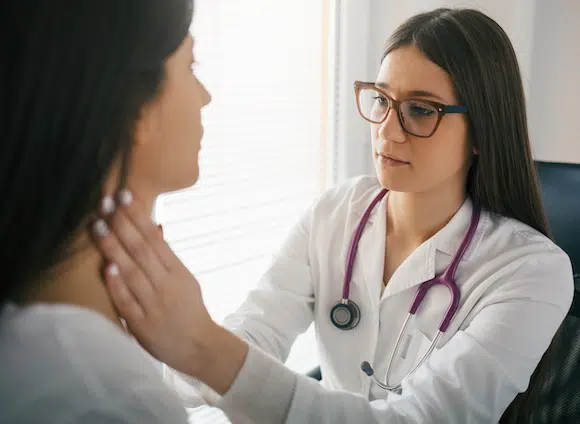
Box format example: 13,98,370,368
22,190,157,329
23,235,124,328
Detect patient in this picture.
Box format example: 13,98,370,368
0,0,209,422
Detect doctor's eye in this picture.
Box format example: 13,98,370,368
372,95,389,107
405,101,437,118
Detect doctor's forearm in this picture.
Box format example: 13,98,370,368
187,323,297,424
186,321,249,396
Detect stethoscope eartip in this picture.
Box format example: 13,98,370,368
360,361,374,376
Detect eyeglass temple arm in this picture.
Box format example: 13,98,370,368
443,105,467,113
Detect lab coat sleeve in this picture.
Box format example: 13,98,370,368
220,205,316,363
163,204,316,409
162,365,210,408
217,249,573,424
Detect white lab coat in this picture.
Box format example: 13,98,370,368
169,176,574,423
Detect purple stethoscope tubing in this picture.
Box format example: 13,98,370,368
341,189,389,300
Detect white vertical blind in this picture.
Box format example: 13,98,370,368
157,0,330,373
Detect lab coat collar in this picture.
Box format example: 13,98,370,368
349,182,386,225
349,184,488,303
431,197,488,261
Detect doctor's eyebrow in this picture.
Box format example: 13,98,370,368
374,82,447,102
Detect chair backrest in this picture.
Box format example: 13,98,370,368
535,161,580,277
535,161,580,423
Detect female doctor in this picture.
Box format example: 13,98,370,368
93,8,573,424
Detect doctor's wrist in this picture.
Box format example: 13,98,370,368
188,320,249,396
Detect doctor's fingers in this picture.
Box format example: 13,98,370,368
92,219,160,322
103,262,145,326
105,198,171,291
104,265,158,341
113,190,181,271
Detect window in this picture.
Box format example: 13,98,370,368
157,0,331,373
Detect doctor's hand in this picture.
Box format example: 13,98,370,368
92,190,248,395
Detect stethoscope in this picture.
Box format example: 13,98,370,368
329,188,481,392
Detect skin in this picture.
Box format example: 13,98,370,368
91,45,476,395
22,34,211,330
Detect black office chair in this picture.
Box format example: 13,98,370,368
536,160,580,424
306,161,580,422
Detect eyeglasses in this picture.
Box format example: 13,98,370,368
354,81,468,138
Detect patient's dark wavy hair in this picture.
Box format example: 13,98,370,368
0,0,193,304
384,8,557,423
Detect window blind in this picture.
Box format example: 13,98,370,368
157,0,330,373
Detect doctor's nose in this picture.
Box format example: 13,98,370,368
376,108,406,144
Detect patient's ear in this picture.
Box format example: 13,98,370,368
134,102,161,146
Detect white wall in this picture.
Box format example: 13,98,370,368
527,0,580,163
337,0,580,179
332,0,374,181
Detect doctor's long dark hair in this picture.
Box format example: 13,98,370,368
0,0,192,305
383,8,554,424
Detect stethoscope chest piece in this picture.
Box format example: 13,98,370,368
330,299,360,330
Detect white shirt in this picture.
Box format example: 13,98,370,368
0,303,188,424
172,176,574,423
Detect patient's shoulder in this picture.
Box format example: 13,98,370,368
0,303,187,423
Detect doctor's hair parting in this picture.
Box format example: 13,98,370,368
382,8,553,423
0,0,193,305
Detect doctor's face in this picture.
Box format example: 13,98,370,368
369,45,471,194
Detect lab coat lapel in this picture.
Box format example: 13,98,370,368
433,197,485,260
358,193,388,318
381,238,436,299
347,187,388,319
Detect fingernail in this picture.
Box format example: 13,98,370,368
119,189,133,206
101,195,116,215
93,219,109,237
107,263,120,277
